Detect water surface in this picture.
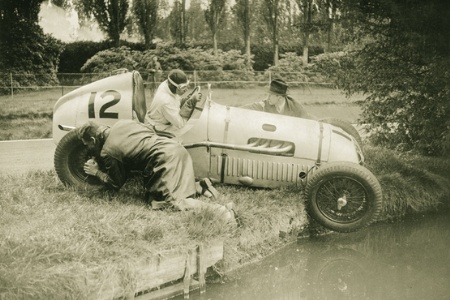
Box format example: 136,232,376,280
183,212,450,300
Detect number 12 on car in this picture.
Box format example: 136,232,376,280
88,90,121,119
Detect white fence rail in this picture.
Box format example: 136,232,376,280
0,70,336,98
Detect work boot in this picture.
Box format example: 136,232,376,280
150,200,173,210
196,178,219,199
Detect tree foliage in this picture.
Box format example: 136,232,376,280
168,0,188,45
337,0,450,156
232,0,252,68
204,0,227,55
261,0,283,66
0,0,63,93
75,0,129,47
132,0,159,48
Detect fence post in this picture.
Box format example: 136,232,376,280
10,73,13,99
193,70,197,86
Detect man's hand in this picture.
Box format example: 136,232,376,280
84,158,99,176
193,92,202,101
180,93,202,118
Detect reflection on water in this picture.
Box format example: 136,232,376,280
181,212,450,300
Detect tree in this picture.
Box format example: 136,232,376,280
168,0,188,45
186,0,209,42
204,0,227,56
75,0,129,47
339,0,450,156
0,0,63,93
294,0,319,65
233,0,252,69
133,0,159,49
261,0,283,66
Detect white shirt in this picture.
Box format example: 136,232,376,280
144,80,186,134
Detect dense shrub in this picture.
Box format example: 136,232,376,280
0,22,63,95
309,51,356,88
59,40,148,73
80,44,255,87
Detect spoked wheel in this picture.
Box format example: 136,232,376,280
54,129,103,190
305,162,382,232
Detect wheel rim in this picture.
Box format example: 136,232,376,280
315,176,370,224
68,142,102,186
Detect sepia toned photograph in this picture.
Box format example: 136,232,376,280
1,0,449,299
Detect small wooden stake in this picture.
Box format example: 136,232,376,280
183,249,192,299
197,243,206,294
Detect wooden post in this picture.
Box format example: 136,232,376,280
197,243,206,294
10,73,13,98
183,249,192,299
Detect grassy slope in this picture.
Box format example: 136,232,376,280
0,171,306,299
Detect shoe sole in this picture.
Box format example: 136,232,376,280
200,178,219,199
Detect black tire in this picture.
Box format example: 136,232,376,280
54,130,103,190
320,118,363,147
305,162,382,233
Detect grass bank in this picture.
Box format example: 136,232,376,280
1,144,450,299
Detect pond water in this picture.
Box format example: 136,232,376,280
181,212,450,300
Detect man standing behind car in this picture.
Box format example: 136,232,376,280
241,78,317,120
144,69,201,136
146,56,162,92
78,119,236,225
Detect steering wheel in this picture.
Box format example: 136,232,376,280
182,86,205,120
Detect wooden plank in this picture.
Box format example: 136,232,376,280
135,280,200,300
197,243,206,294
133,240,223,293
90,240,223,300
183,249,192,299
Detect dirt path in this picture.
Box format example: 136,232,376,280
0,139,55,176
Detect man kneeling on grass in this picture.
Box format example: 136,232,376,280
78,119,236,225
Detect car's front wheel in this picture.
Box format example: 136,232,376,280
305,162,382,232
54,130,103,190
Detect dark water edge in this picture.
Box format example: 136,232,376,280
179,210,450,300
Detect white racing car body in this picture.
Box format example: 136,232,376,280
53,71,381,232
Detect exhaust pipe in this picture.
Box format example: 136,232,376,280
58,124,76,131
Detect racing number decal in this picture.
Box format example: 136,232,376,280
88,90,120,119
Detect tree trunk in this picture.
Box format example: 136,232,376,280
245,34,251,69
302,44,309,65
213,32,218,56
181,0,186,45
302,0,313,66
274,42,279,66
326,19,334,53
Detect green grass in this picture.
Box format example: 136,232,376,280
0,170,306,299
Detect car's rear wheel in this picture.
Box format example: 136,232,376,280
305,162,382,232
54,130,103,190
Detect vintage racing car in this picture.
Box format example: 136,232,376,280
52,71,382,233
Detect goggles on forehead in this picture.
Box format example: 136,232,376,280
168,76,190,91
